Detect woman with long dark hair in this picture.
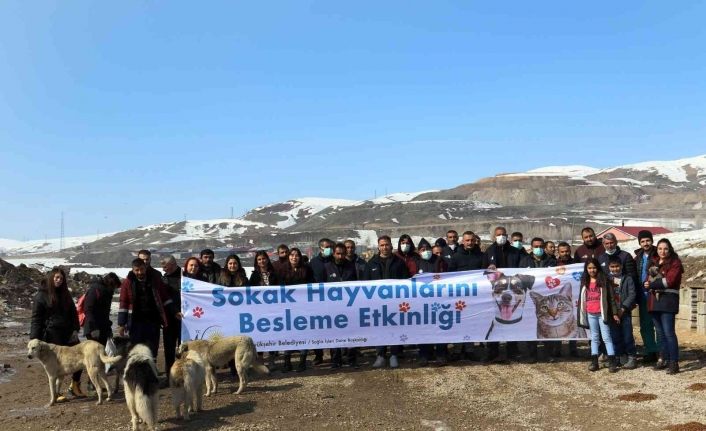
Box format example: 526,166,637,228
183,256,207,281
646,238,684,374
218,254,249,287
281,247,314,372
249,251,279,286
577,258,620,373
30,267,84,400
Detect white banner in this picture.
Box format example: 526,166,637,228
180,264,588,352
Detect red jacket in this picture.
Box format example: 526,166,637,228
645,255,683,313
118,270,174,329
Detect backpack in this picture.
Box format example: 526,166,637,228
77,288,99,327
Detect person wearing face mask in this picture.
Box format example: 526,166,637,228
441,230,460,264
396,234,419,275
365,235,410,368
598,233,638,283
574,227,605,263
448,231,483,272
325,243,359,368
415,238,449,366
554,242,581,358
511,232,528,257
482,226,521,362
310,238,334,284
520,237,557,363
633,230,660,364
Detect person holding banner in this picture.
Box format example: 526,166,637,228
396,234,419,276
250,251,281,369
416,238,450,366
310,238,334,366
553,242,580,358
326,243,359,368
441,230,459,265
281,247,314,372
366,235,410,369
344,239,367,281
577,258,620,373
447,231,482,362
183,256,207,281
218,254,249,287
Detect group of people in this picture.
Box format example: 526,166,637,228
29,226,686,401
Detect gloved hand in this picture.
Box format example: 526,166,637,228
90,329,100,339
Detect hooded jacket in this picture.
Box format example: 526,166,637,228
395,234,419,275
30,280,79,344
415,238,448,274
83,278,116,339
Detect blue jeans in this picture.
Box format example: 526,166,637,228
609,313,637,356
651,311,679,362
588,313,615,356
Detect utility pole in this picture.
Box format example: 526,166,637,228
231,206,234,219
60,212,65,251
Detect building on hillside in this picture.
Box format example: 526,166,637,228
596,226,672,242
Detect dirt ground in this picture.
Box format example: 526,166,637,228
2,311,706,431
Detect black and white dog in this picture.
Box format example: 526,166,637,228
123,344,159,431
484,272,535,340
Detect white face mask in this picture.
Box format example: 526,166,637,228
605,248,616,255
400,243,410,253
496,235,507,246
421,250,432,260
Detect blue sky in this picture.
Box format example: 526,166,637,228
1,1,705,240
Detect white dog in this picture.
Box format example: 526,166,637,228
27,338,122,406
123,344,159,431
170,349,206,420
177,335,269,396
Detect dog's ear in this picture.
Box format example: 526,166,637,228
517,274,535,291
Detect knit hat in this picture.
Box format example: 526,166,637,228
637,230,653,241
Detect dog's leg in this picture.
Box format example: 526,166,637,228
87,367,103,405
205,365,214,396
196,381,203,412
235,360,247,395
171,388,182,420
45,371,56,406
125,387,138,431
97,369,113,401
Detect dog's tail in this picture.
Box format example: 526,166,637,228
135,385,158,429
100,353,123,365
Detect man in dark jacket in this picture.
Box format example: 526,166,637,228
574,227,605,263
441,230,459,265
482,226,521,362
344,239,367,280
519,237,557,363
634,230,660,363
160,254,182,374
511,231,529,258
200,248,222,284
272,244,290,279
309,238,333,365
118,259,180,363
365,235,410,369
396,234,419,276
325,243,359,368
449,231,484,272
598,233,638,283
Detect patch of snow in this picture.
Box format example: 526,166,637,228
254,197,358,229
502,165,600,178
438,214,447,220
365,190,438,205
350,230,379,248
0,232,116,255
608,177,653,186
694,202,703,210
391,218,400,224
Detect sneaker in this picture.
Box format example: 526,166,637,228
619,354,628,366
372,355,386,368
623,356,637,370
389,355,399,369
55,395,69,403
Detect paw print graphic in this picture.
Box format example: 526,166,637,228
399,302,411,313
572,272,582,282
181,299,190,313
192,306,204,318
433,274,442,281
455,300,467,311
182,280,194,292
399,334,409,342
463,335,471,341
431,302,442,313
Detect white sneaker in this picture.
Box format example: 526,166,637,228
372,355,386,368
389,355,399,369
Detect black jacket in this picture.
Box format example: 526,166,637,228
162,267,182,308
30,283,79,344
83,279,115,339
416,254,447,274
448,246,484,272
310,254,332,283
482,243,521,269
249,270,280,286
598,247,638,285
324,259,358,282
441,244,459,264
364,254,410,280
282,264,315,286
201,262,222,284
519,253,557,268
347,254,367,281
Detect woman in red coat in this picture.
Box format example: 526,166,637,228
645,238,684,374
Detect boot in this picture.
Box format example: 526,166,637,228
623,355,637,370
619,354,628,367
588,355,599,372
372,355,386,368
267,353,276,371
653,358,668,370
313,350,324,366
608,355,618,373
68,380,86,398
642,352,658,364
282,355,292,373
296,352,307,372
666,361,680,375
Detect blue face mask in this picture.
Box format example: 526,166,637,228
321,247,332,258
512,240,523,249
532,247,544,257
421,250,432,260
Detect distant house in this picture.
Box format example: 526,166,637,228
596,226,672,242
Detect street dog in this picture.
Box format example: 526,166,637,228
170,349,206,420
484,272,536,340
177,335,269,396
123,344,159,431
27,338,122,406
107,336,131,394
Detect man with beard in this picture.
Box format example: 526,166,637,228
449,231,484,272
118,259,179,361
325,243,359,368
272,244,290,278
365,235,410,368
200,248,222,284
344,239,367,281
634,230,660,364
574,227,605,263
160,255,182,375
554,242,580,358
